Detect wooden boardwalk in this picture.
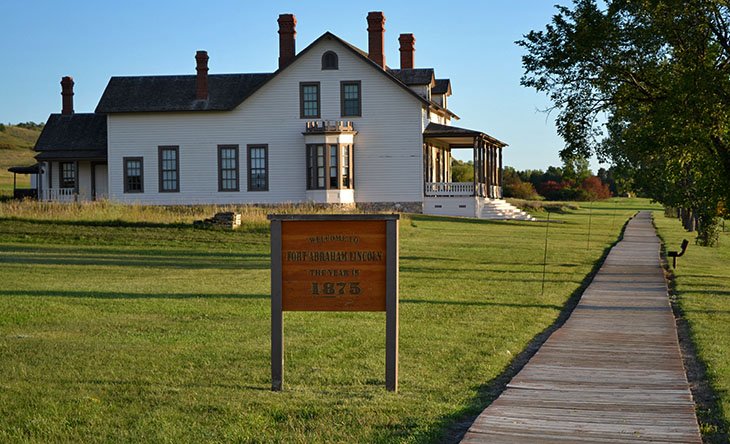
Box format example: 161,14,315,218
461,212,702,443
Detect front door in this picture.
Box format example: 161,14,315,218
93,163,108,200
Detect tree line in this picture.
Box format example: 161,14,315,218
518,0,730,245
0,122,44,132
452,158,621,201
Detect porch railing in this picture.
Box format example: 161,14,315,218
424,182,475,197
305,120,354,133
41,188,77,202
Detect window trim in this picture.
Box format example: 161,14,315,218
157,145,180,193
59,161,76,189
340,80,362,117
300,82,321,119
217,144,240,192
306,143,354,190
246,144,269,192
321,51,338,70
123,156,144,193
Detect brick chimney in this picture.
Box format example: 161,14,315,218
195,50,209,100
278,13,297,69
398,33,415,69
61,76,74,115
367,11,386,68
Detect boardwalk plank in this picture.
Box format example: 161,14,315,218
460,212,702,443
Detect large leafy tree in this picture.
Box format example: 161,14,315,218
519,0,730,244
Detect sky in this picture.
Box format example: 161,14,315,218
1,0,604,171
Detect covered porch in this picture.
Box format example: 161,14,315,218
422,122,507,199
33,113,108,202
7,164,40,200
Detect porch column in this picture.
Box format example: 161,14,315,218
498,146,504,188
426,145,433,182
484,141,489,197
492,146,498,198
487,145,492,198
422,144,427,193
483,143,488,198
472,137,478,196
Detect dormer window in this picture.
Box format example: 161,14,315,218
321,51,338,70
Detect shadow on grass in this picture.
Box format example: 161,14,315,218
401,298,562,311
0,216,269,233
685,290,730,297
431,213,636,443
400,265,581,277
0,244,268,260
0,216,190,230
410,214,547,227
0,244,269,270
0,290,269,300
0,254,268,270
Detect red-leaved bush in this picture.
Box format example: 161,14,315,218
580,176,612,200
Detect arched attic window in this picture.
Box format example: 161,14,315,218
321,51,338,70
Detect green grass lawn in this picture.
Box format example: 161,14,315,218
0,199,660,442
654,212,730,441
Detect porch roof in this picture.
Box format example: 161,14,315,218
34,113,107,161
8,164,40,174
423,122,507,148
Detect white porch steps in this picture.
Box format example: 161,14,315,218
478,199,536,221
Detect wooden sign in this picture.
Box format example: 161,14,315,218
268,214,399,392
281,219,387,311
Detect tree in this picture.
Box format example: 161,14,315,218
451,159,474,182
519,0,730,245
562,155,592,182
503,166,540,199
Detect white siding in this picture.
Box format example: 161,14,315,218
107,38,425,205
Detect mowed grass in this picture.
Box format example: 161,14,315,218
654,212,730,439
0,198,659,443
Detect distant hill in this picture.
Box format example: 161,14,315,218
0,123,41,151
0,123,43,193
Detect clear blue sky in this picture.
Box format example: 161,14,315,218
1,0,602,171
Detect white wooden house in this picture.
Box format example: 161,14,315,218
33,11,531,219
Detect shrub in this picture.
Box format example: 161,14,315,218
580,176,612,200
504,181,540,200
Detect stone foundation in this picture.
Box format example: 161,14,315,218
355,201,423,213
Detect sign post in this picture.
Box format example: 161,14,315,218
268,214,399,392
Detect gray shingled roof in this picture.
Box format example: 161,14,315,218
387,68,435,86
8,164,40,174
95,73,272,113
34,113,108,160
432,79,451,95
424,122,507,147
92,33,452,118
